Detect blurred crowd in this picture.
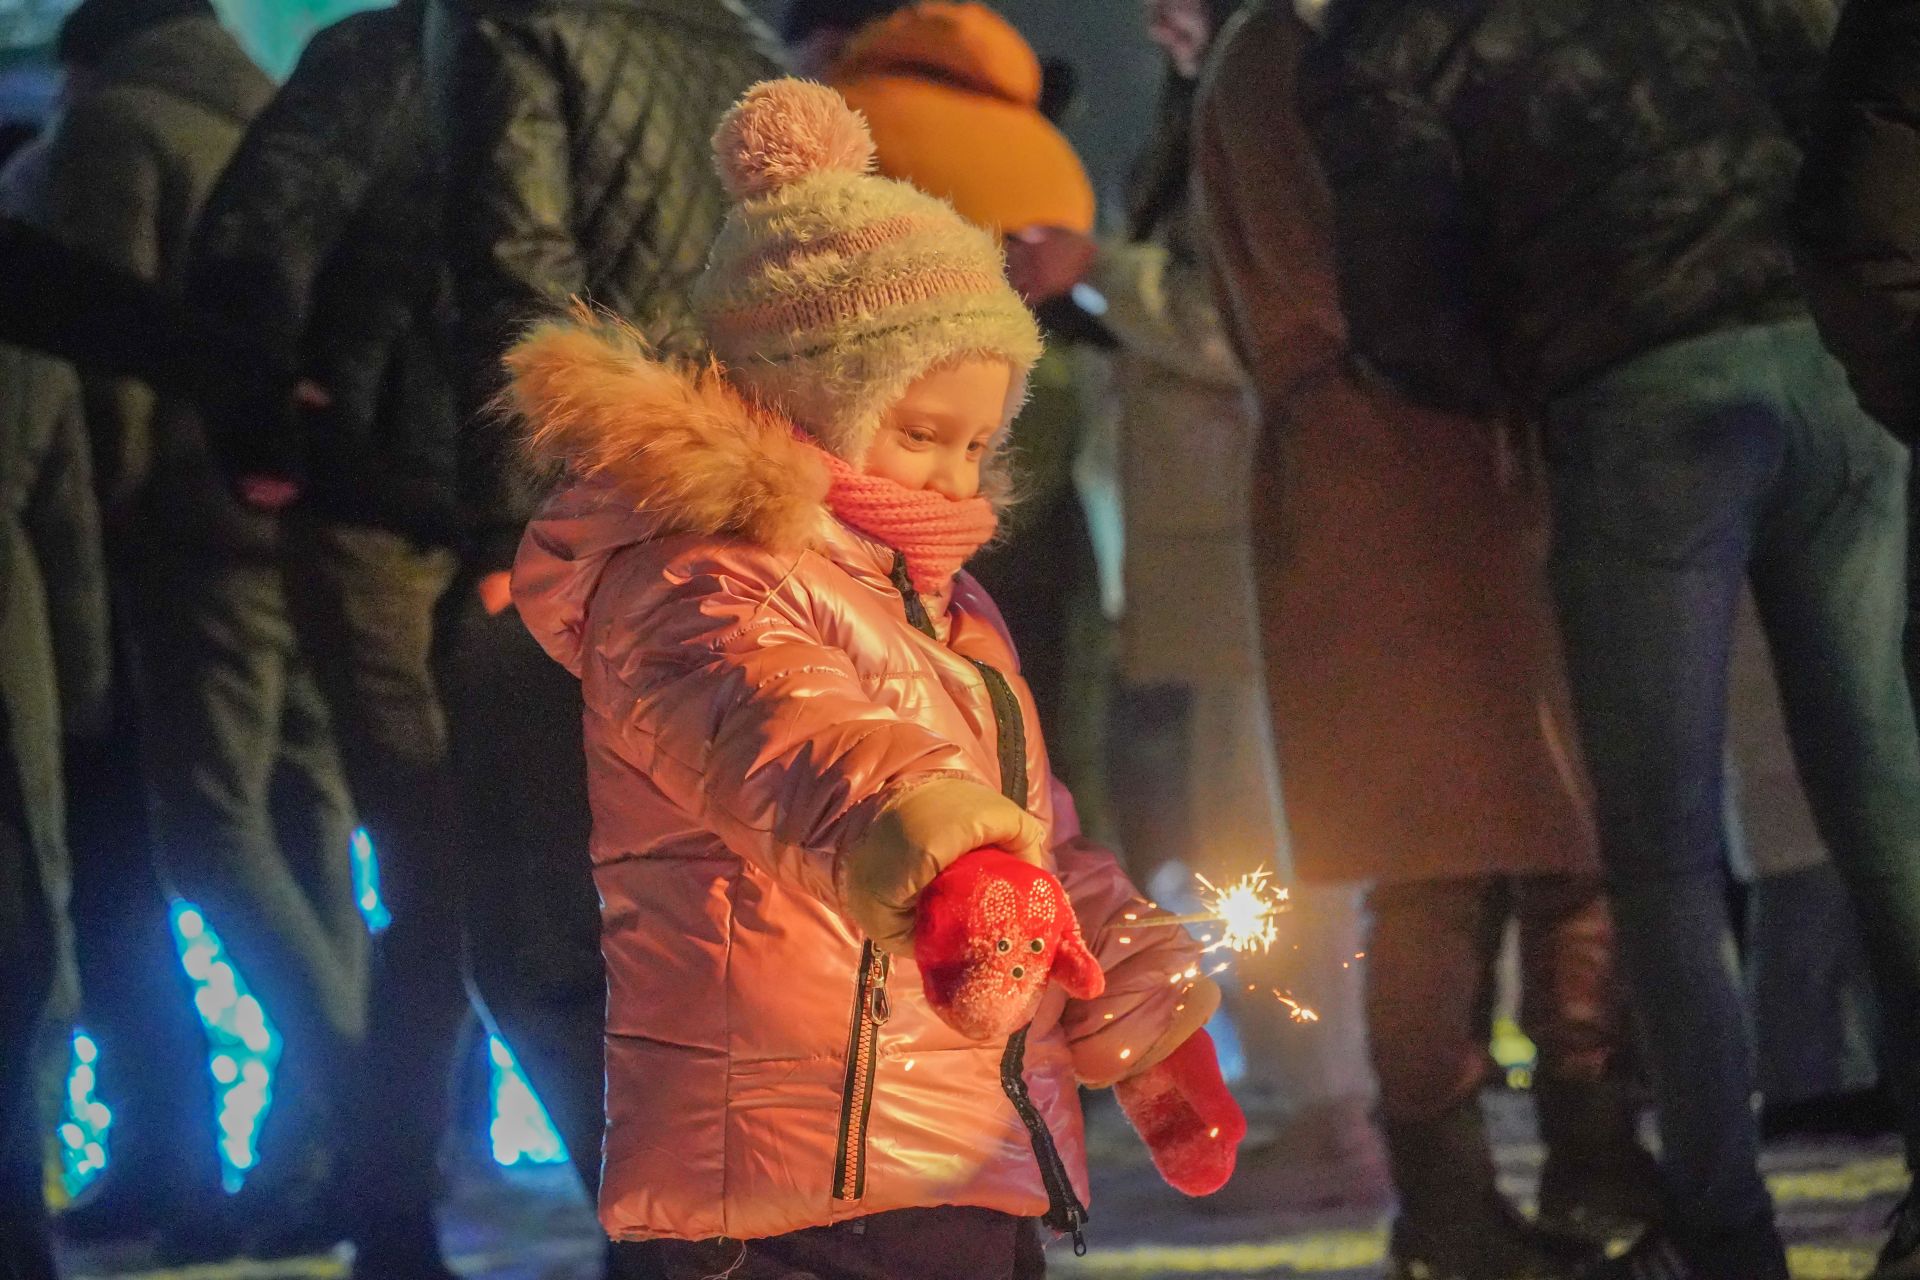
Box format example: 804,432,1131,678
2,0,1919,1279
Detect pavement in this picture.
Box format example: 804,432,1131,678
62,1091,1907,1280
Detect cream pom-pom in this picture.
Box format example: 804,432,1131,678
712,79,877,200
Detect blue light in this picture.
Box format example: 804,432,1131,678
487,1034,569,1168
56,1031,111,1199
351,827,391,933
169,899,281,1192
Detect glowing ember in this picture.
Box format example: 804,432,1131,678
1273,991,1320,1023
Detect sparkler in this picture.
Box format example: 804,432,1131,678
1274,991,1320,1023
1131,868,1289,954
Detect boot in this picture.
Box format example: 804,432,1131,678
1876,1189,1920,1279
1534,1074,1663,1243
1384,1103,1597,1280
1586,1219,1789,1280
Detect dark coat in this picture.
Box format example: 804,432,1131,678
0,215,281,409
190,0,461,544
0,344,109,1004
1796,0,1920,441
425,0,783,568
40,12,274,553
1195,1,1598,884
1299,0,1832,415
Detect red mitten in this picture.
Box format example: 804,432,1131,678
913,847,1105,1040
1114,1029,1247,1196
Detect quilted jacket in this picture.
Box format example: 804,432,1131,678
190,0,461,543
507,318,1218,1243
1299,0,1833,414
425,0,783,567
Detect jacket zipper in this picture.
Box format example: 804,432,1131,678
884,552,1090,1252
832,940,891,1201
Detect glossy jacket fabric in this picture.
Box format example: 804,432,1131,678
1298,0,1830,414
508,319,1216,1242
424,0,783,568
1194,2,1598,884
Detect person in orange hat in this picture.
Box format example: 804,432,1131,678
830,2,1111,837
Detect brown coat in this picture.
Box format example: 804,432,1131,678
1191,2,1596,885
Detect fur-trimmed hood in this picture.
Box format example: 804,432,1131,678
511,313,834,554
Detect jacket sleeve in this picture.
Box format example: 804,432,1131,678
440,11,588,567
1046,781,1221,1089
589,548,991,909
1087,231,1244,392
1300,50,1508,417
43,98,164,517
1794,0,1920,439
26,365,111,739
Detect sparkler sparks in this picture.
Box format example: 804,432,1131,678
1274,991,1320,1023
1133,868,1290,954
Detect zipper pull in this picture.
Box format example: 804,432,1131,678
868,951,892,1025
1070,1218,1088,1256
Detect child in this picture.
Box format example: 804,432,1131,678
507,80,1242,1278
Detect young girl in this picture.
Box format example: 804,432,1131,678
506,81,1242,1278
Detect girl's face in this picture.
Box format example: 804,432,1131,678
863,357,1012,501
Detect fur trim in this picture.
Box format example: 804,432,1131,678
508,310,830,553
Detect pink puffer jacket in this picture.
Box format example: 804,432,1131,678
508,321,1218,1245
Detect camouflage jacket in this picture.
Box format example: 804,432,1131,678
1299,0,1834,414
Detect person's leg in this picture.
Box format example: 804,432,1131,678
0,749,59,1280
280,518,468,1273
436,581,604,1206
1512,874,1660,1240
1544,329,1783,1275
618,1208,1028,1280
1749,322,1920,1173
1369,879,1583,1277
1105,681,1192,888
58,606,226,1238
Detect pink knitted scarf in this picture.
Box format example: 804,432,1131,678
815,448,998,595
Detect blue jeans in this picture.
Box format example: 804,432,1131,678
1546,319,1920,1257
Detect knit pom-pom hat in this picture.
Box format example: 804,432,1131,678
693,79,1043,463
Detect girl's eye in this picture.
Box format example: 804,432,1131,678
903,428,937,447
996,939,1011,953
967,441,989,458
1028,938,1044,953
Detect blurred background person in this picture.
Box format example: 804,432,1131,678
38,0,363,1259
1195,2,1658,1267
187,1,471,1272
0,298,109,1280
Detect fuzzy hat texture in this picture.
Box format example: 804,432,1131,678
693,79,1043,463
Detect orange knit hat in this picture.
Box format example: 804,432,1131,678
831,2,1095,236
692,79,1043,463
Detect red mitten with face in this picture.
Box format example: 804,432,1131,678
913,848,1105,1040
1114,1029,1247,1196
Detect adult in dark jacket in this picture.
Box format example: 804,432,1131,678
1797,0,1920,726
423,0,780,1234
0,344,107,1280
1302,2,1920,1278
186,5,478,1274
39,0,363,1254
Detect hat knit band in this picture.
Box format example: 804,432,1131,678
708,266,1008,351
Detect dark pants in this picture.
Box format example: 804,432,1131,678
129,549,364,1191
1546,318,1920,1249
0,734,57,1280
436,583,604,1201
280,519,468,1225
1366,875,1622,1123
613,1208,1046,1280
62,660,222,1210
